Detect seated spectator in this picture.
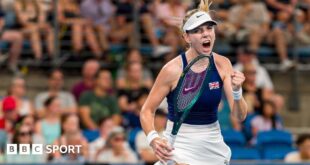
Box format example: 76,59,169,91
0,96,19,133
95,127,138,164
71,59,100,101
53,113,88,163
228,0,270,52
117,62,153,90
0,4,23,74
6,124,46,163
15,115,45,144
250,100,283,145
296,9,310,46
89,116,116,162
35,69,77,118
234,46,274,90
242,63,283,114
58,0,102,58
119,86,148,129
79,69,121,130
154,0,187,60
265,0,297,18
6,77,34,116
285,133,310,163
14,0,55,60
135,109,167,164
80,0,115,52
35,96,61,144
116,49,153,89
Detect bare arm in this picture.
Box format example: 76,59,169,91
222,58,247,122
79,106,97,130
140,63,178,136
140,62,178,162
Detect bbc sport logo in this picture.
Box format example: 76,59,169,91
6,144,82,155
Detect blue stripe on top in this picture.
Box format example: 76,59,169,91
166,52,223,125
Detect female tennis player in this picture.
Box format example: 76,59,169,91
140,0,247,164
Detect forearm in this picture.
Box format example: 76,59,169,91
232,98,247,122
140,108,156,136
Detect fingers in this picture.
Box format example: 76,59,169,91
152,139,174,162
231,71,245,90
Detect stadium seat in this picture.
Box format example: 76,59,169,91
256,130,294,160
231,147,261,160
262,147,295,160
82,129,100,142
256,130,293,148
222,129,246,147
128,127,142,151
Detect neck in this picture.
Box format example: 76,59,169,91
186,48,211,61
113,148,122,155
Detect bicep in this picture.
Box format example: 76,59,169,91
142,68,173,113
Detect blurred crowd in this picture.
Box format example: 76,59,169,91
0,0,309,74
0,0,310,164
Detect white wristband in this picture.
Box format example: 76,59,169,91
232,88,243,100
147,130,159,146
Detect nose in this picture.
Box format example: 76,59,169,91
201,28,210,37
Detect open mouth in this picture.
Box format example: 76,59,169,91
202,41,211,48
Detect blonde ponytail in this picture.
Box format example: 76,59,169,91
199,0,212,12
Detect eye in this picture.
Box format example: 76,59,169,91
207,26,213,30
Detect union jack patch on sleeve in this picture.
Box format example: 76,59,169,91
209,81,220,90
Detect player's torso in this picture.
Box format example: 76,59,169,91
166,52,224,125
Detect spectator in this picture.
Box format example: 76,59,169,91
285,133,310,163
250,100,283,145
6,77,34,116
89,116,116,162
116,49,153,89
135,109,167,164
234,46,274,90
6,124,46,163
242,63,283,114
14,0,55,60
79,69,121,130
0,4,23,74
35,69,77,118
58,0,102,58
117,62,153,90
228,0,270,52
95,127,138,164
0,96,18,133
154,0,187,60
265,0,297,17
71,59,100,101
80,0,115,52
35,96,61,144
53,113,88,163
15,115,44,144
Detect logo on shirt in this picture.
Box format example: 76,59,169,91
209,81,220,90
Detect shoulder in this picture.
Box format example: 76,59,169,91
158,55,183,81
213,53,232,67
213,53,233,78
284,151,301,162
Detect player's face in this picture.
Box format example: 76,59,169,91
185,23,216,55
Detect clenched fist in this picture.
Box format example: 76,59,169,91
231,70,245,91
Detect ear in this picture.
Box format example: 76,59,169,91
182,33,191,44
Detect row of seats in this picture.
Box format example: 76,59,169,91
222,129,295,160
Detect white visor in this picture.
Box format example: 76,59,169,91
182,11,217,32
